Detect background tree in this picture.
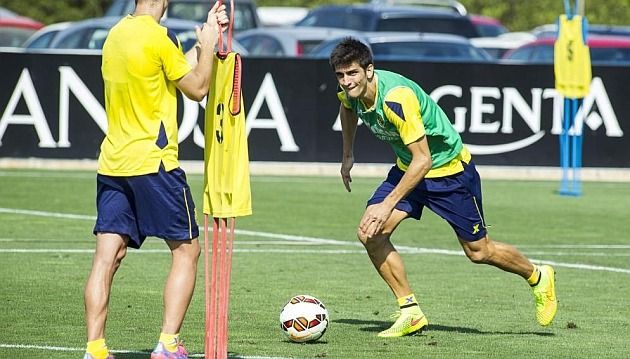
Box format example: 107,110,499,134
0,0,628,31
0,0,106,24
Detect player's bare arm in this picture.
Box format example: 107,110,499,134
176,1,228,101
359,137,432,237
340,104,358,192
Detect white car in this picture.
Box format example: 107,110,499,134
256,6,308,27
470,32,536,59
310,32,493,62
22,16,247,54
236,26,361,57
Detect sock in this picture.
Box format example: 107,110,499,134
527,266,542,286
158,332,180,352
86,338,109,359
397,293,422,315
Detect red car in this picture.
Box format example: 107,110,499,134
502,35,630,65
0,10,44,47
470,14,508,37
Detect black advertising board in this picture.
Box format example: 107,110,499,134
0,52,628,167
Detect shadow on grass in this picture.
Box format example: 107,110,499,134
334,319,555,336
114,349,328,358
114,351,151,359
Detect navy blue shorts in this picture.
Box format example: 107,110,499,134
94,166,199,249
367,161,487,241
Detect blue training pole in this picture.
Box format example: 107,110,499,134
559,98,570,194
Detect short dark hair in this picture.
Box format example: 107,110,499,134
329,37,373,70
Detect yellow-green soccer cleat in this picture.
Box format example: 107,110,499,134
378,311,428,338
532,265,557,326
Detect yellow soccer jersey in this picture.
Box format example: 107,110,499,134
98,15,192,176
204,52,252,217
554,14,592,98
338,71,470,178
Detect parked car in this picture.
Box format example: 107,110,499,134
22,22,73,49
532,23,630,39
105,0,261,32
310,32,492,62
470,31,536,59
295,4,482,38
235,26,360,57
257,6,308,27
501,35,630,65
23,16,246,54
469,14,508,37
0,6,17,17
369,0,467,15
370,0,507,37
0,8,43,47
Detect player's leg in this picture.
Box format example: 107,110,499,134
358,208,410,298
150,238,200,359
458,235,533,277
458,236,557,326
85,174,138,359
359,166,428,337
134,166,200,358
429,160,556,326
84,233,128,359
358,208,429,338
162,239,200,334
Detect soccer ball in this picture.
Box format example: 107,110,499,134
279,295,329,343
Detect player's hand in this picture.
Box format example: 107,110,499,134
195,22,215,50
207,1,229,33
359,203,393,238
196,3,222,49
341,155,354,192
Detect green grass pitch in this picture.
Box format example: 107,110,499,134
0,169,629,358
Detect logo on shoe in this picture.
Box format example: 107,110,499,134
410,316,425,327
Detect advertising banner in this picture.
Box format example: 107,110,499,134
0,52,627,167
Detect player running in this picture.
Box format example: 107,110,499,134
329,37,557,338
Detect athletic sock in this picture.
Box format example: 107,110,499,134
158,332,180,352
397,293,422,315
86,338,109,359
527,265,542,286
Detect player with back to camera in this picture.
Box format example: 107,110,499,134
329,37,557,338
82,0,228,358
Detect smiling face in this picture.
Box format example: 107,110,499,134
334,61,374,100
329,37,375,101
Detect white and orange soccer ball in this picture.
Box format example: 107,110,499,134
279,295,329,343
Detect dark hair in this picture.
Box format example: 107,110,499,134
329,37,373,70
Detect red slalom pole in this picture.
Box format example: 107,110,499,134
204,215,211,358
207,217,221,358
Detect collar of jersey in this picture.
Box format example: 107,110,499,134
359,73,379,113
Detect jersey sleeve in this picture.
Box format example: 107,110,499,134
159,28,192,82
383,87,426,145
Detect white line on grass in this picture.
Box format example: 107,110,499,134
3,247,630,274
2,248,630,258
0,207,96,220
0,343,291,359
516,244,630,249
0,171,94,179
0,170,339,184
2,207,630,274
